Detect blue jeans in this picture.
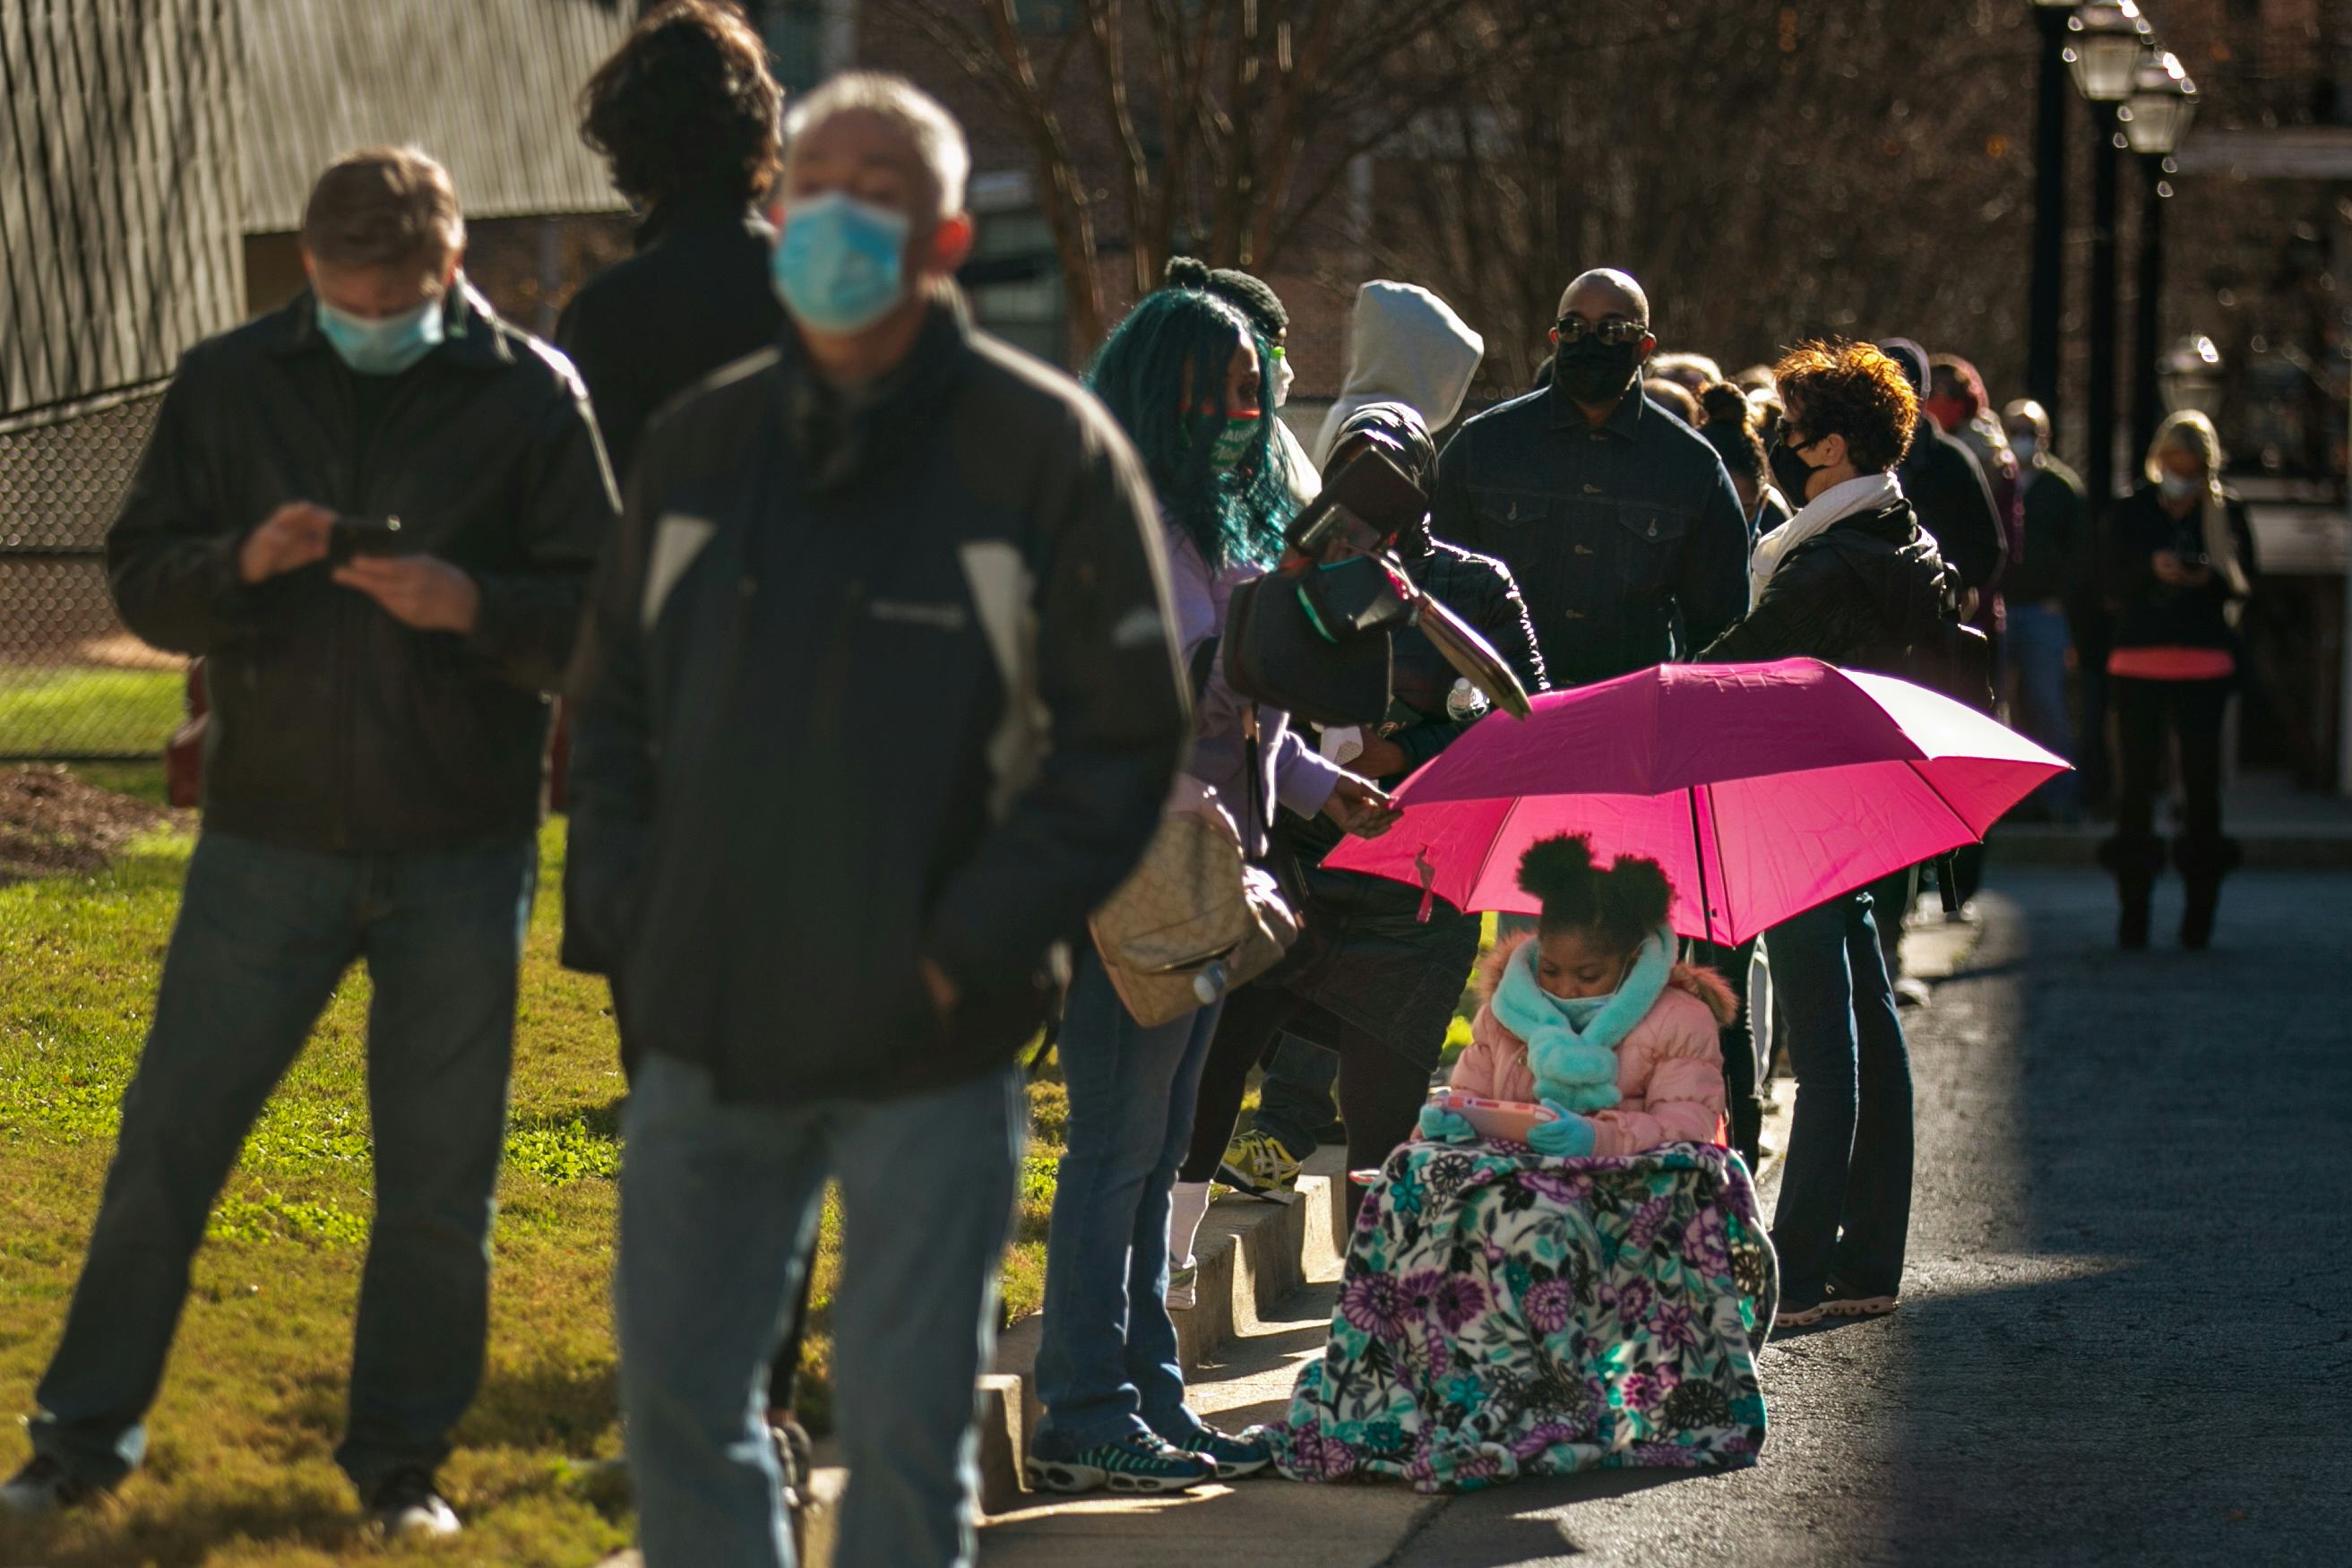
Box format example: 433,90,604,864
616,1053,1023,1568
30,831,535,1493
2010,600,2080,814
1250,1032,1340,1157
1764,891,1914,1306
1032,952,1223,1456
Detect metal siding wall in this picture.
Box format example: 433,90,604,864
238,0,633,233
0,0,243,418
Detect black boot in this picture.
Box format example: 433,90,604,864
2175,835,2242,950
2097,834,2166,950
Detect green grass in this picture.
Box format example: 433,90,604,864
0,668,184,758
0,809,1063,1567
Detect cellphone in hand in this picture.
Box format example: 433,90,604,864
328,514,405,566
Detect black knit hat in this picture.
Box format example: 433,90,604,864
1164,255,1288,339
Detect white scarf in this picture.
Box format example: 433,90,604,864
1746,471,1904,608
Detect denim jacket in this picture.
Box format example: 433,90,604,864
1432,380,1750,687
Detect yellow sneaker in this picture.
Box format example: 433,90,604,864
1216,1129,1302,1198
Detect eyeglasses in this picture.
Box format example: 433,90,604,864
1555,316,1650,348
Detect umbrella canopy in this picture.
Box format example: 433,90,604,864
1325,659,2067,945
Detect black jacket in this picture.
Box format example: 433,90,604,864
2106,484,2257,651
555,196,784,485
1899,425,2007,594
563,295,1188,1104
1434,381,1750,687
106,281,618,851
2004,456,2089,607
1700,496,1960,672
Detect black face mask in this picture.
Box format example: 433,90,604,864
1769,435,1829,505
1553,340,1641,407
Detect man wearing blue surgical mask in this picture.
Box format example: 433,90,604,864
569,74,1189,1568
4,148,617,1539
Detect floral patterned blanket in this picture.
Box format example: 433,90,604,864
1271,1140,1776,1492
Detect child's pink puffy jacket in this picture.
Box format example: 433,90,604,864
1449,935,1734,1158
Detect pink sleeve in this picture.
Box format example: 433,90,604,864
1448,1006,1511,1098
1589,1017,1726,1157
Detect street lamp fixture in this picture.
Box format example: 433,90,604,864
2119,48,2199,156
2160,334,2224,415
2065,0,2152,101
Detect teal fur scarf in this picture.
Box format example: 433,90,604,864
1489,924,1677,1114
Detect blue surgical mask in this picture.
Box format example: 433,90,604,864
315,296,444,375
771,191,913,334
2009,434,2038,466
2159,473,2203,502
1551,992,1612,1029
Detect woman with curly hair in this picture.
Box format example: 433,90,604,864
1271,836,1773,1492
1029,283,1395,1498
1702,338,1960,1329
558,0,785,482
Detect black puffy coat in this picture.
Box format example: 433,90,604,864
1699,497,1960,673
106,281,617,852
1899,426,2007,595
1273,521,1547,1062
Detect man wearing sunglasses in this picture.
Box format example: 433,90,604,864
1434,269,1748,690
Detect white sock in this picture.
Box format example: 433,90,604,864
1169,1180,1214,1271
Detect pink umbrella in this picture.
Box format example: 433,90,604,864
1325,658,2068,945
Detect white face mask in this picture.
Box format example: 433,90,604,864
1273,351,1295,409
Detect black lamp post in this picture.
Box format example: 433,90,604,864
2068,0,2153,511
2029,0,2080,422
2122,48,2199,458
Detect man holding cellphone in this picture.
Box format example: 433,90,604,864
0,146,616,1538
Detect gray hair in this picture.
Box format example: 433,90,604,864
780,72,969,222
2146,409,2224,487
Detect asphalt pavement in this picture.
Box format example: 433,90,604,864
1383,866,2352,1567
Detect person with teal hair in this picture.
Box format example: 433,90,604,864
1029,284,1397,1497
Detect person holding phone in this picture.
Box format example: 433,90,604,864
4,146,616,1538
2098,410,2257,950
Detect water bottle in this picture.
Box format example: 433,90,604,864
1445,678,1489,722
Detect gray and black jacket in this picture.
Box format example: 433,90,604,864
563,294,1188,1104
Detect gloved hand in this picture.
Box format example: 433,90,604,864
1525,1099,1597,1159
1417,1103,1479,1143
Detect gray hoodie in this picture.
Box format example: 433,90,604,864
1313,281,1486,468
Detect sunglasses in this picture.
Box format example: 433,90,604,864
1555,316,1650,348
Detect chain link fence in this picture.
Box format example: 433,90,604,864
0,386,185,761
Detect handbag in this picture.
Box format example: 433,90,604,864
1089,702,1300,1028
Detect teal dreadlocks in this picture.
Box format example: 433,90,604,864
1088,287,1292,572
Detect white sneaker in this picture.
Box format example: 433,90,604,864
1166,1263,1198,1311
369,1469,461,1538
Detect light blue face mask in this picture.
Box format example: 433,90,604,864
315,296,444,375
771,191,913,335
2159,472,2203,502
1549,988,1616,1030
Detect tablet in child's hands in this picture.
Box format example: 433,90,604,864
1430,1089,1559,1147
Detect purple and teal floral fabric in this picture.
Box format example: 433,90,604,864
1272,1141,1775,1492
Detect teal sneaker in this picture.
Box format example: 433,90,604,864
1024,1432,1216,1495
1177,1423,1274,1479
